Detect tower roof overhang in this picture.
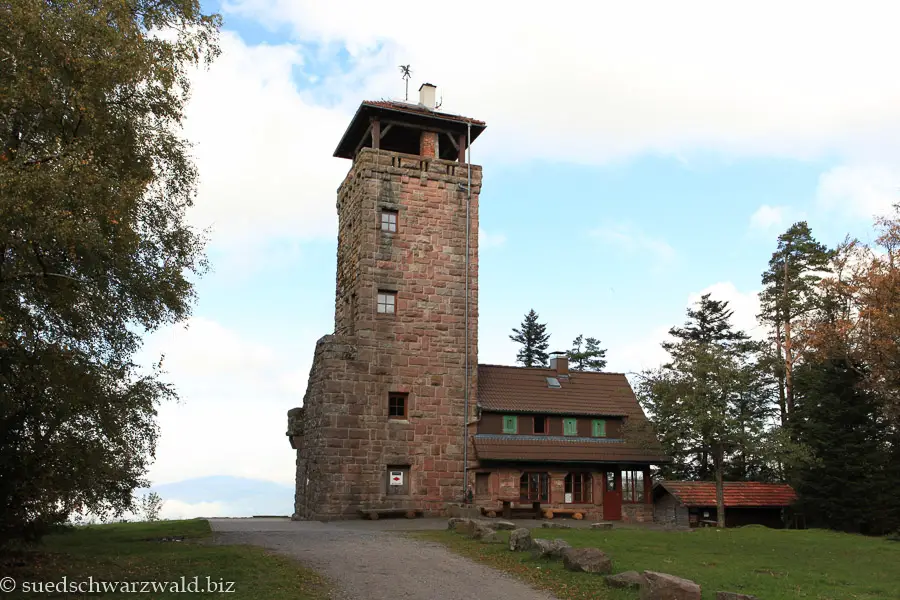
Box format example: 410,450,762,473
334,100,487,160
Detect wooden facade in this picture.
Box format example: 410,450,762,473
469,358,670,522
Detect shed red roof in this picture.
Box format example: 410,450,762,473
656,481,797,507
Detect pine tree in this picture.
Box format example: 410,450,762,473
510,309,550,367
569,335,607,371
759,222,831,425
637,295,770,527
792,357,896,534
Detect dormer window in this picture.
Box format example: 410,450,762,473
380,209,398,233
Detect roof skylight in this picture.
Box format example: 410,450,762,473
546,377,561,388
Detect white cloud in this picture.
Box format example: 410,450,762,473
177,3,900,255
138,318,316,486
816,164,900,221
611,325,673,374
182,32,348,250
749,204,793,232
590,223,675,265
158,500,231,520
611,282,764,374
220,0,900,168
479,229,507,249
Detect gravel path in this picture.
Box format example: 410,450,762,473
209,518,557,600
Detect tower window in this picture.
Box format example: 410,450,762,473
388,392,408,419
377,290,396,314
380,209,398,233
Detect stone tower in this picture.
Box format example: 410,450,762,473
287,84,485,519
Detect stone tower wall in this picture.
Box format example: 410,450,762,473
291,148,481,519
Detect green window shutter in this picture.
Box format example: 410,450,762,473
593,419,606,437
564,418,577,436
503,415,517,434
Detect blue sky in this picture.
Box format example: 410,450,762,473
136,1,900,518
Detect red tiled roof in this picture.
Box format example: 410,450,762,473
473,435,671,464
474,365,669,465
362,100,486,126
478,365,642,417
656,481,797,507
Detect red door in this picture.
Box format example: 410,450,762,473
603,471,622,520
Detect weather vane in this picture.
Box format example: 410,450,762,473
399,65,411,101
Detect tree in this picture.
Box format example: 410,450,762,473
0,0,220,543
569,335,607,371
510,309,550,367
637,296,769,527
137,492,165,522
792,357,897,534
758,222,831,425
664,293,750,351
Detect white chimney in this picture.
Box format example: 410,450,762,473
418,83,436,109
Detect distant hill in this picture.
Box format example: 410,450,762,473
141,476,294,518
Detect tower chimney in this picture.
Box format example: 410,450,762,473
418,83,436,109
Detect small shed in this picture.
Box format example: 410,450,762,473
653,481,797,528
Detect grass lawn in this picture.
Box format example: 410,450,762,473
415,525,900,600
1,519,330,599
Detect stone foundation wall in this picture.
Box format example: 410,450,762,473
622,503,654,523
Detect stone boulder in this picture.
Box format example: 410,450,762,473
447,517,468,531
541,521,572,529
591,522,614,530
453,519,477,536
605,571,646,590
479,529,504,544
471,522,497,541
531,538,572,559
494,520,517,530
716,593,758,600
561,547,613,574
508,528,533,552
640,571,701,600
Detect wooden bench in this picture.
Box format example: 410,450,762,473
358,508,423,520
543,508,585,520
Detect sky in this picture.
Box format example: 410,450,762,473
134,0,900,518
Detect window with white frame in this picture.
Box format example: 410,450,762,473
377,290,396,314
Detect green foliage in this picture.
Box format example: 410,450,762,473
791,358,900,535
0,0,220,544
638,295,773,483
510,309,550,368
420,526,900,600
758,221,832,422
137,492,165,522
568,334,607,371
4,520,332,600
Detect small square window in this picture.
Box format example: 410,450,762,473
502,415,517,434
533,416,547,434
388,392,408,419
377,291,396,314
381,209,398,233
563,418,577,436
592,419,606,437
